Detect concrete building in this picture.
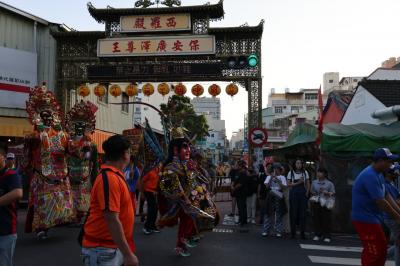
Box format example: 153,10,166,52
0,2,63,148
191,97,221,120
268,88,320,116
230,128,245,150
323,72,364,95
323,72,340,94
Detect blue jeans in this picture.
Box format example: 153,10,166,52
81,247,124,266
0,234,17,266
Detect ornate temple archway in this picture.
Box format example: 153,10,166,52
53,0,263,159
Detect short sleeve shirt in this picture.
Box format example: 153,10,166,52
351,165,385,224
83,165,135,252
265,175,287,191
311,179,335,196
0,168,21,236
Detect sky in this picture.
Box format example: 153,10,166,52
4,0,400,138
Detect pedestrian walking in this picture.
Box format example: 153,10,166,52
262,164,287,237
0,149,23,266
246,168,258,224
228,161,239,218
352,148,400,266
81,135,139,266
310,167,335,243
232,160,251,226
141,166,161,235
287,159,310,239
383,164,400,266
124,156,140,214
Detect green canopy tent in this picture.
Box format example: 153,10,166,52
320,122,400,233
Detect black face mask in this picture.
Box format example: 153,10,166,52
40,112,53,127
75,122,86,137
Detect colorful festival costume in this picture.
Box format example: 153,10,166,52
158,128,219,251
65,100,98,223
24,85,73,234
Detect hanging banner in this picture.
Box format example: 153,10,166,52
120,13,191,32
97,35,215,57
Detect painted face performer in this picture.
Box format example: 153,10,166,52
158,128,216,257
24,84,73,239
65,100,98,224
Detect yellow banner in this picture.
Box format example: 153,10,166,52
97,35,215,57
120,13,191,32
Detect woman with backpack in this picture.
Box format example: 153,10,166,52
287,159,310,239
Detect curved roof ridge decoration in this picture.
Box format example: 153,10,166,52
87,0,224,23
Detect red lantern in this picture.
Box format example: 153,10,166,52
142,83,155,97
94,84,106,97
125,84,138,97
208,84,221,97
78,85,90,97
191,84,204,97
174,83,187,96
109,84,122,97
157,83,170,97
226,83,239,97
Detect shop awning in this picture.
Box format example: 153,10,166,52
321,122,400,156
0,117,32,137
92,129,115,154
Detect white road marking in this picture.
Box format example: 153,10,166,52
213,228,234,233
300,244,362,253
308,256,394,266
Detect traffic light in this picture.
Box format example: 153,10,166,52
225,54,258,69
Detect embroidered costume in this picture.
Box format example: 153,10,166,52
24,84,73,236
65,100,98,223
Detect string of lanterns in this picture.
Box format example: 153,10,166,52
78,83,240,98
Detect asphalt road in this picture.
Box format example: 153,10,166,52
13,207,372,266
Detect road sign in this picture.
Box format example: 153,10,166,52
248,128,268,147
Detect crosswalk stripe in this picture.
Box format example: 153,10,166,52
300,244,362,253
212,228,234,233
308,256,394,266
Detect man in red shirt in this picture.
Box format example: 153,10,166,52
0,148,23,266
81,135,139,266
141,166,160,235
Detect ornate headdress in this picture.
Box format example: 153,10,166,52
26,83,63,127
65,100,98,135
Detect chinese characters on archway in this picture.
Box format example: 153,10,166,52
97,36,215,56
120,14,191,32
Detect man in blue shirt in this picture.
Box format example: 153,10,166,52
352,148,400,266
383,164,400,266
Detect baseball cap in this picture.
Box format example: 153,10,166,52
6,153,15,159
373,148,399,161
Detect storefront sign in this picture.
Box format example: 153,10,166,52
0,47,37,109
120,13,191,32
97,35,215,57
87,63,222,81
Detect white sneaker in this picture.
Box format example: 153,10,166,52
276,233,282,238
251,219,256,224
313,236,320,241
323,238,331,243
261,232,268,237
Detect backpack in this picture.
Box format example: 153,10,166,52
77,169,108,247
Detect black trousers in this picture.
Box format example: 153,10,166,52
311,203,331,238
236,196,248,225
289,186,308,234
144,191,158,230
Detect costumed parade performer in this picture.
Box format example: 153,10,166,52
24,84,73,239
158,128,219,257
65,100,98,224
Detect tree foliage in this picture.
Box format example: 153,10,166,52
160,95,209,142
